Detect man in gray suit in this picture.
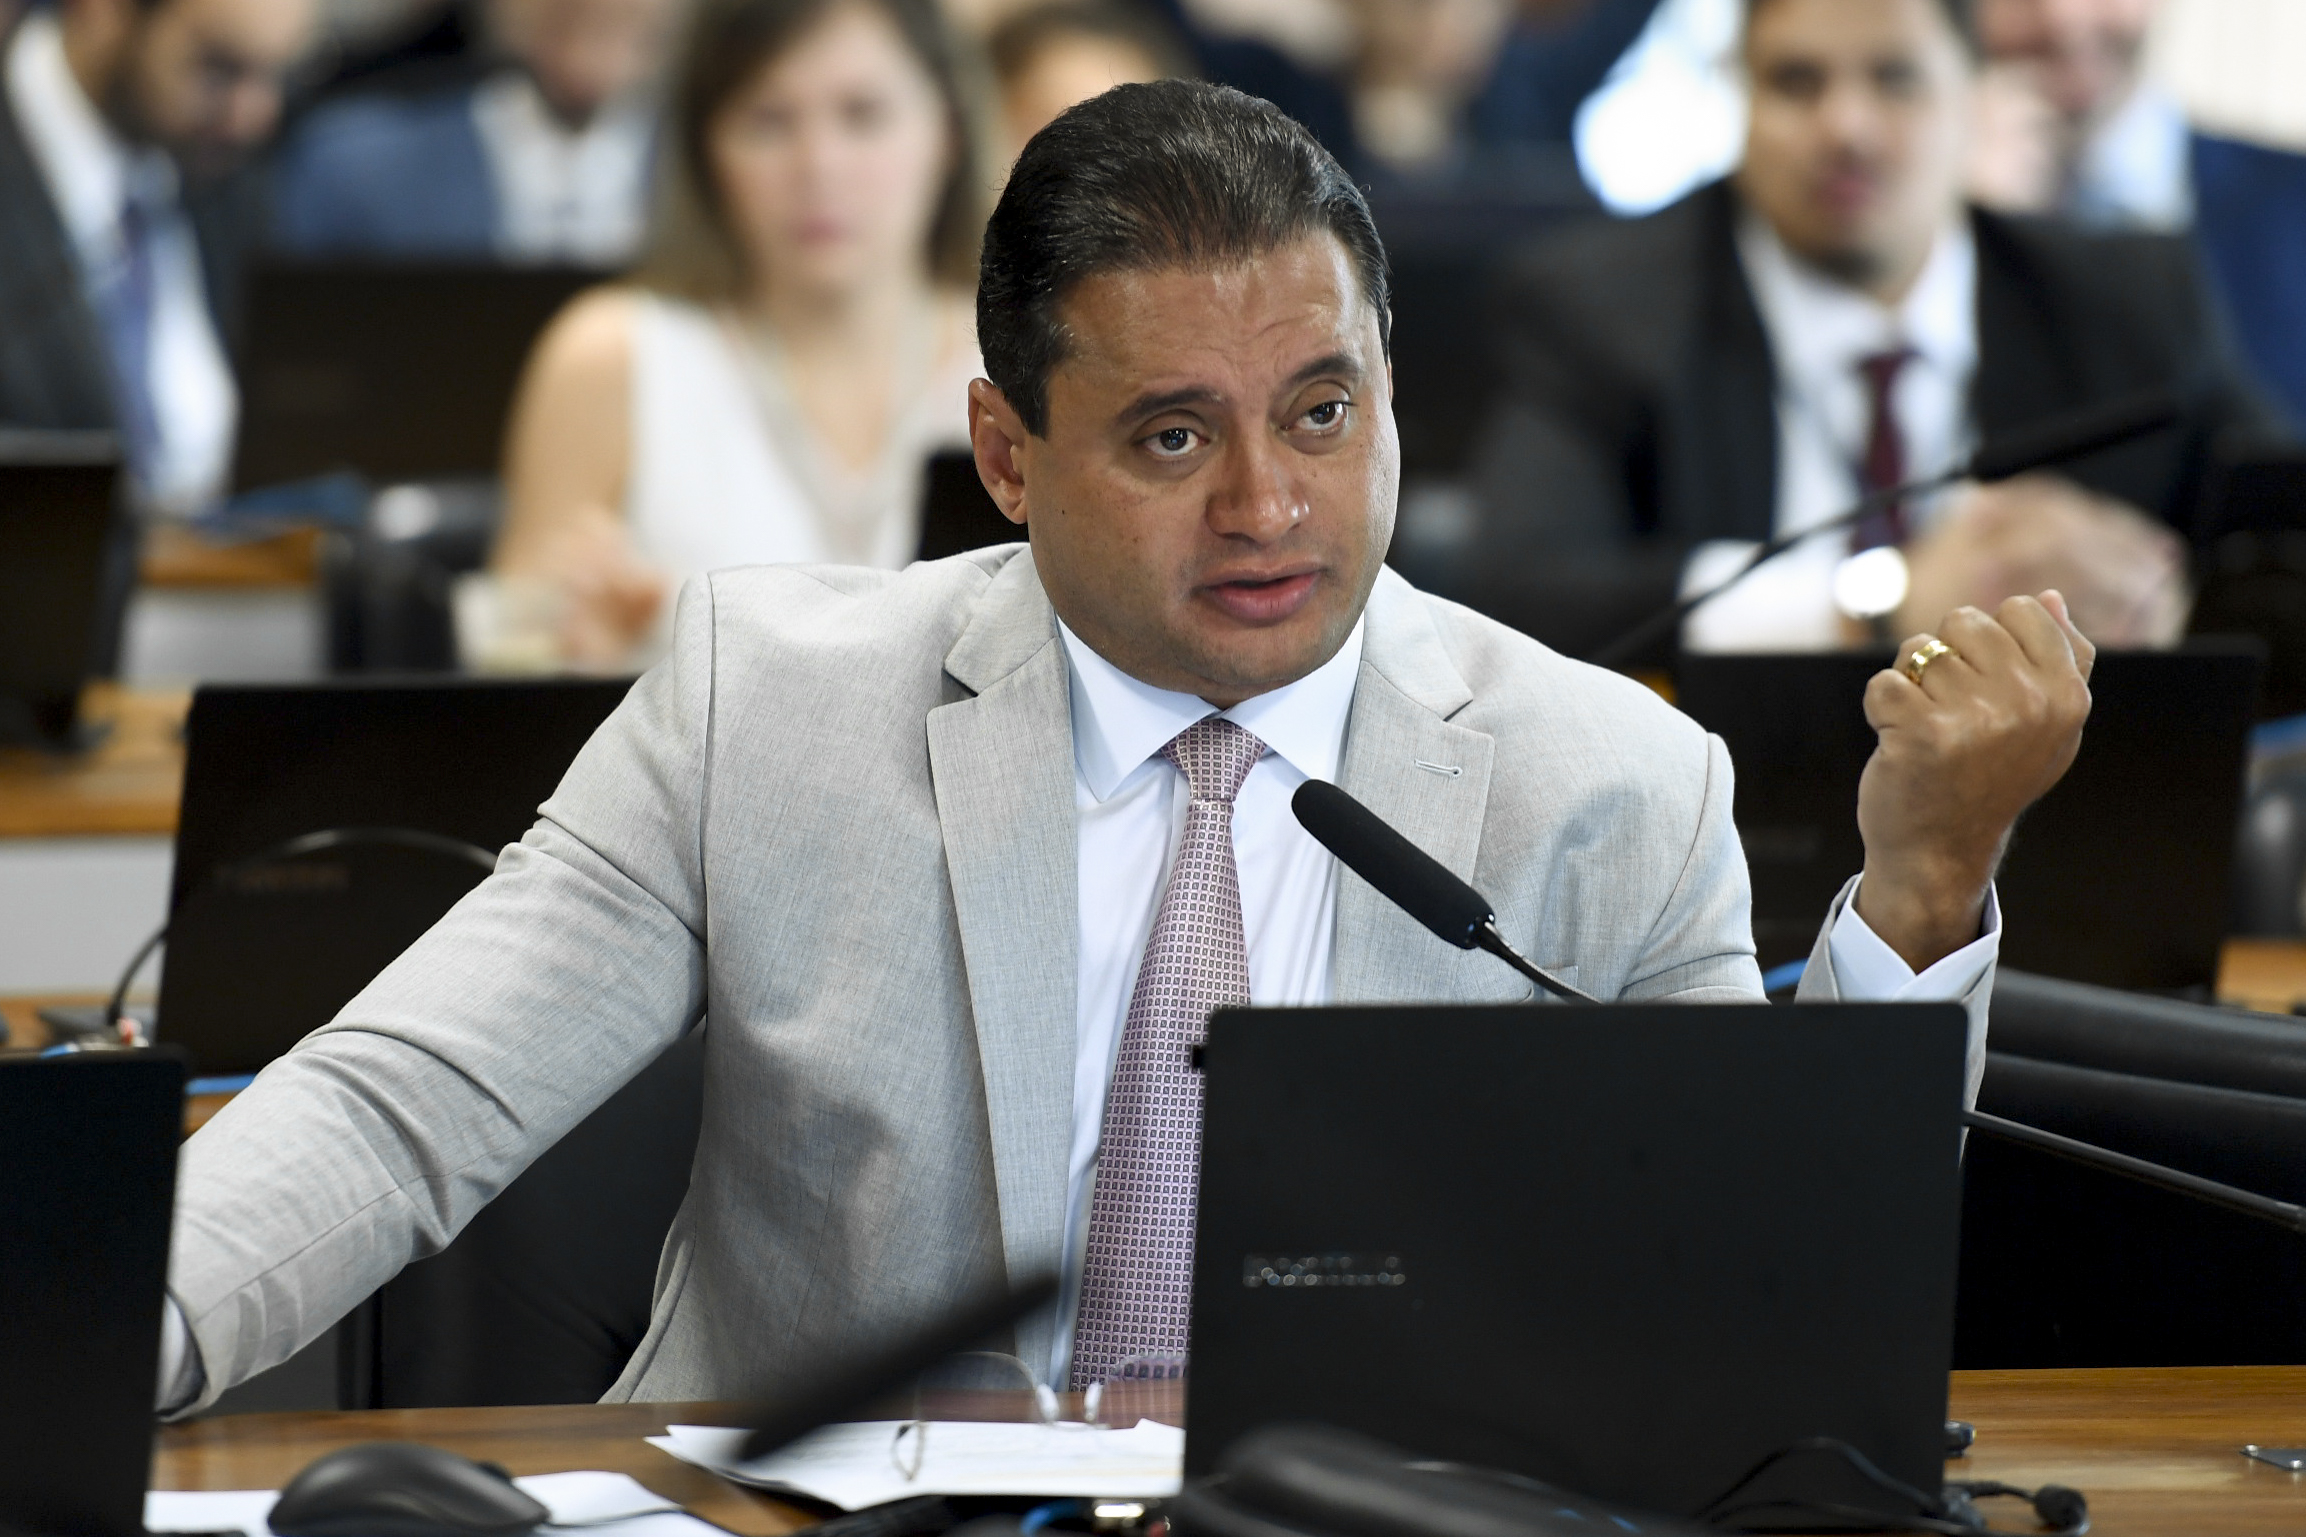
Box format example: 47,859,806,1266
162,80,2093,1412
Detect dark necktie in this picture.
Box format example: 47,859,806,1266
1849,348,1916,552
1070,716,1266,1390
93,185,163,493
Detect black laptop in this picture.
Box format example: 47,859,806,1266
230,262,601,491
1677,645,2262,991
0,1051,185,1537
0,436,123,747
155,675,631,1075
1188,1002,1969,1525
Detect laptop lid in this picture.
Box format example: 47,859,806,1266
1677,646,2261,990
157,676,631,1075
1188,1002,1968,1523
0,1051,185,1537
0,438,123,746
231,263,600,491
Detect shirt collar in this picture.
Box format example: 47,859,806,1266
1735,203,1978,393
1058,617,1366,802
4,11,169,261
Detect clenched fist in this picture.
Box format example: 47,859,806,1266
1853,591,2096,970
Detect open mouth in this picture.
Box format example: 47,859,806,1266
1203,569,1322,624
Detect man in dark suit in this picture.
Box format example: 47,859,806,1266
268,0,671,265
1,0,310,665
1431,0,2280,660
1,0,310,500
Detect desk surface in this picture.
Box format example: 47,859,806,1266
150,1369,2306,1536
0,685,187,837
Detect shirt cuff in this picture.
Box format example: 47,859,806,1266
1826,879,2001,1001
157,1293,206,1415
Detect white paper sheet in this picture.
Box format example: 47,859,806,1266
147,1470,704,1537
647,1420,1186,1511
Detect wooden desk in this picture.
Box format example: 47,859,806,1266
0,685,188,838
154,1402,810,1536
150,1369,2306,1535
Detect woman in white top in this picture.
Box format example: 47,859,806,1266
484,0,995,670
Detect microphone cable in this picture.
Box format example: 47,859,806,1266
1694,1435,2088,1534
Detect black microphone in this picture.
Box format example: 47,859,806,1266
1294,778,2306,1238
738,1270,1059,1460
1292,779,1597,1003
1587,389,2184,670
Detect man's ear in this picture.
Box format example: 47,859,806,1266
968,378,1032,527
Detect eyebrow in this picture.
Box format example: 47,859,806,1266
1112,350,1369,428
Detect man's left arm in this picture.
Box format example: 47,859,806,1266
1798,590,2097,1100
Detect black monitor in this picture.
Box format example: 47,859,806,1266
1676,644,2262,991
156,675,631,1074
230,262,602,490
0,1051,185,1537
1189,1002,1968,1523
0,434,123,746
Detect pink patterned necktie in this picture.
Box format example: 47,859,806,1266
1071,716,1267,1390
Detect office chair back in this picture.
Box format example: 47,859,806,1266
1955,973,2306,1366
369,1026,707,1406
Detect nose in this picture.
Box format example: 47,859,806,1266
1816,72,1882,147
1204,430,1309,543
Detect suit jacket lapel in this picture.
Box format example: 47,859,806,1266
1971,207,2083,442
1674,181,1778,545
1332,572,1519,1004
926,552,1078,1369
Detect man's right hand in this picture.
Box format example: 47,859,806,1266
1897,473,2190,649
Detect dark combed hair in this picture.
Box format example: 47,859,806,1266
977,80,1391,436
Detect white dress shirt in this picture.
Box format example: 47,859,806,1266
1680,211,1978,652
2070,83,2194,232
162,613,2002,1407
469,72,653,266
6,11,236,515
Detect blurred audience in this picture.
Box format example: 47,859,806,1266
987,0,1184,161
1966,0,2306,427
1451,0,2279,656
467,0,988,671
1137,0,1656,176
270,0,679,262
2,0,315,516
1965,0,2183,228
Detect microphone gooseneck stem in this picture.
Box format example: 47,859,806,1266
1587,471,1961,672
1961,1108,2306,1236
1474,921,1600,1005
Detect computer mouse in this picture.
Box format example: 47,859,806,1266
268,1441,551,1537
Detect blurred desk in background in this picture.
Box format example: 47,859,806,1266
123,524,325,688
0,687,184,992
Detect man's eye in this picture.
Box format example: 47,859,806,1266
1147,427,1199,457
1302,400,1349,430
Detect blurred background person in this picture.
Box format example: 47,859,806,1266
1965,0,2183,228
1966,0,2306,426
466,0,989,671
269,0,680,262
986,0,1184,162
1440,0,2279,657
2,0,315,517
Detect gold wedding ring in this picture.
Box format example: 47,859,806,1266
1904,638,1955,685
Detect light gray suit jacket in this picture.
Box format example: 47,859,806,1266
167,546,1990,1411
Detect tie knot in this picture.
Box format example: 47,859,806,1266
1857,347,1915,400
1162,717,1265,805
